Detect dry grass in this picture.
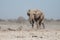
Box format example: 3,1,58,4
0,20,60,40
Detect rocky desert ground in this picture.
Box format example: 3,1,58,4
0,19,60,40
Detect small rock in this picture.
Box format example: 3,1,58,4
40,36,43,38
32,35,37,37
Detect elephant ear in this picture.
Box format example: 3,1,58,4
27,9,31,16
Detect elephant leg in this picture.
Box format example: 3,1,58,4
32,23,34,28
41,19,45,29
42,23,45,29
36,21,40,29
39,21,42,29
37,24,40,29
39,21,45,29
31,19,34,28
39,23,41,29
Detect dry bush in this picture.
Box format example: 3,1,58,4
7,19,17,22
16,16,27,23
0,19,5,22
44,18,54,22
7,28,16,31
56,19,60,22
0,26,1,29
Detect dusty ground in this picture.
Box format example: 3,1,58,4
0,21,60,40
0,30,60,40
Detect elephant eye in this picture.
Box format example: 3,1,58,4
27,13,30,16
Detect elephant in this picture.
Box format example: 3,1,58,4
27,9,45,29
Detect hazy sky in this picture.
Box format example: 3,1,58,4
0,0,60,19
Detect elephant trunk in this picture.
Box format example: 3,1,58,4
29,15,34,24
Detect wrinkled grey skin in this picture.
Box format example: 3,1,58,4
27,9,45,29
